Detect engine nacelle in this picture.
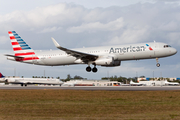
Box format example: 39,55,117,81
6,78,15,83
94,57,121,67
101,60,121,67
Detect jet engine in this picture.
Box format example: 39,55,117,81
94,56,121,67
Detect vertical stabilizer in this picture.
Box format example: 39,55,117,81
0,73,5,78
8,31,39,61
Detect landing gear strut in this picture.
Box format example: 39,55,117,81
156,58,160,67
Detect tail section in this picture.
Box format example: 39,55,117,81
0,73,5,78
130,80,134,84
7,31,39,61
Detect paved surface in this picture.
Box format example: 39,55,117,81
0,85,180,91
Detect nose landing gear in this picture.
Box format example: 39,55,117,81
156,58,160,67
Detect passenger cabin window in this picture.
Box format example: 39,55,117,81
164,45,171,48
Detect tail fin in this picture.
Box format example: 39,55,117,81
7,31,39,61
130,80,133,84
0,73,5,78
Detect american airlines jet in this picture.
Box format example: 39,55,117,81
5,31,177,73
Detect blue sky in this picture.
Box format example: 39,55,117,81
0,0,180,79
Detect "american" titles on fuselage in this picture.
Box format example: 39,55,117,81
109,45,146,54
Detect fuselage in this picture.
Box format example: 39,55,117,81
6,31,178,73
6,77,63,85
7,42,176,66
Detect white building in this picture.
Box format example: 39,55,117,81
62,80,121,87
139,81,166,86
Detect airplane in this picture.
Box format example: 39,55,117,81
130,80,146,86
165,80,179,86
5,77,64,87
5,31,177,73
0,73,63,86
0,73,5,82
0,73,5,78
61,83,74,87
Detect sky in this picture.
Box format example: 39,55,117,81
0,0,180,79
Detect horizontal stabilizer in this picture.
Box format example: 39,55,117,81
4,54,24,58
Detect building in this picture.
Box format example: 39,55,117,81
138,77,180,81
139,81,165,86
62,80,121,87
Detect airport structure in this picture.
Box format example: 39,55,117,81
62,79,179,87
0,72,179,87
137,77,180,81
62,80,121,87
139,81,165,86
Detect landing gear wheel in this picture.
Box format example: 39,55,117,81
92,67,98,73
86,66,91,72
156,63,160,67
156,58,160,67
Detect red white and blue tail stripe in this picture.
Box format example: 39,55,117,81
8,31,39,61
0,73,5,78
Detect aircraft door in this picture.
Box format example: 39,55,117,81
153,43,163,56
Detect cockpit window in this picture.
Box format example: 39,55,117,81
164,45,171,48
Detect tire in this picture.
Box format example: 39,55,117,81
156,63,160,67
92,67,98,73
86,66,91,72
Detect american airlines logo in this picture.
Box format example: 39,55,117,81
146,44,153,51
109,45,146,54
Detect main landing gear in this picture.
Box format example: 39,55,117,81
21,84,27,87
86,65,98,73
156,58,160,67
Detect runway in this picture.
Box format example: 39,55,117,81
0,85,180,91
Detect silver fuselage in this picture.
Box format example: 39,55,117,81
7,42,177,66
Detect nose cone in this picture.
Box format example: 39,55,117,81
172,48,177,55
165,48,177,57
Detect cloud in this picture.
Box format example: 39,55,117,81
39,27,62,33
1,2,180,47
153,0,180,2
0,3,86,31
106,25,150,45
67,18,124,33
0,36,9,44
0,2,180,78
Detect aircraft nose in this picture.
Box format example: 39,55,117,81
172,48,177,55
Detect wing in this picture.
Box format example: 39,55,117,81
52,38,98,63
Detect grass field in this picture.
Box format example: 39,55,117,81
0,90,180,120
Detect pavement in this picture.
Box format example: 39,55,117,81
0,85,180,91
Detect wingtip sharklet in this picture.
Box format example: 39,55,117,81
51,37,61,48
